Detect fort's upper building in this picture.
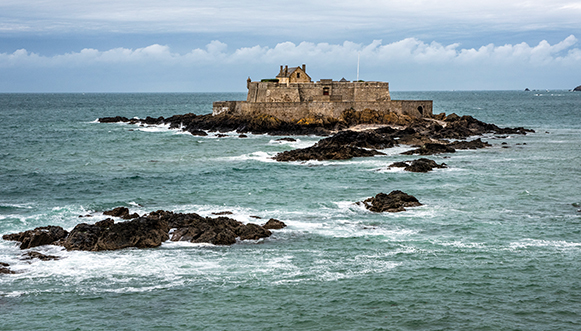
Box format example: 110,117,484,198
214,64,432,122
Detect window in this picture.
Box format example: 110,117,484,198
297,73,300,78
323,87,330,96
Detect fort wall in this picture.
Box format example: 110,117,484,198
215,67,432,122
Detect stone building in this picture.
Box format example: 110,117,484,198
213,64,432,122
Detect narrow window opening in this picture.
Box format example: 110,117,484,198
297,73,300,78
323,87,330,96
417,106,423,114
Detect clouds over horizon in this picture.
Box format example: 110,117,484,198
1,36,579,91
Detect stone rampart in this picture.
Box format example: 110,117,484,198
213,99,433,122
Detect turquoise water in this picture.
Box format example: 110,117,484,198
1,91,580,330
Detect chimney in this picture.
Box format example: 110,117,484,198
279,65,283,75
302,64,306,73
285,65,288,75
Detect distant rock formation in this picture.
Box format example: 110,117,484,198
388,158,447,172
574,85,581,92
358,191,422,213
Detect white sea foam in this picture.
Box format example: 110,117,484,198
136,123,171,133
509,239,581,250
223,151,278,163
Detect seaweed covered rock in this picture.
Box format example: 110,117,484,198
359,191,422,212
2,226,68,249
388,158,447,172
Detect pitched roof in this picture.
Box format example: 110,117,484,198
277,67,299,78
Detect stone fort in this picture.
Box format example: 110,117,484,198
213,64,432,122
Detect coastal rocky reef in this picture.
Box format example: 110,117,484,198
2,209,286,251
99,110,533,162
359,191,422,213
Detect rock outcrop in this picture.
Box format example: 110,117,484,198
21,251,61,261
64,217,169,251
359,191,422,212
3,210,286,251
262,219,287,230
402,143,456,156
388,158,447,172
274,130,392,161
1,262,15,274
103,207,139,220
573,85,581,92
2,226,69,249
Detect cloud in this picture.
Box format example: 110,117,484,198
1,36,579,91
2,0,581,37
2,36,578,68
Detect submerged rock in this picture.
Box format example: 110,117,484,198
388,158,447,172
2,226,68,249
21,251,60,261
359,191,422,213
1,262,15,274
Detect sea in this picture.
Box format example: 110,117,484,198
0,91,580,330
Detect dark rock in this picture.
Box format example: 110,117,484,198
274,130,391,161
250,215,262,219
190,130,208,136
448,138,491,149
103,207,139,220
275,145,384,161
1,263,15,274
153,210,273,245
402,143,456,155
212,211,234,215
276,137,297,142
2,226,68,249
573,85,581,92
64,217,169,251
444,113,461,122
525,88,530,91
359,191,422,213
388,158,447,172
239,134,248,138
262,219,287,230
216,134,228,138
98,116,130,123
237,223,272,241
21,251,60,261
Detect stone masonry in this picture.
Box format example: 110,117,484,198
213,64,433,122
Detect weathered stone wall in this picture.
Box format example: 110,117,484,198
215,79,430,122
213,99,433,122
354,82,391,102
247,80,391,103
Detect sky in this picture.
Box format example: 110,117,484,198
1,0,580,92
